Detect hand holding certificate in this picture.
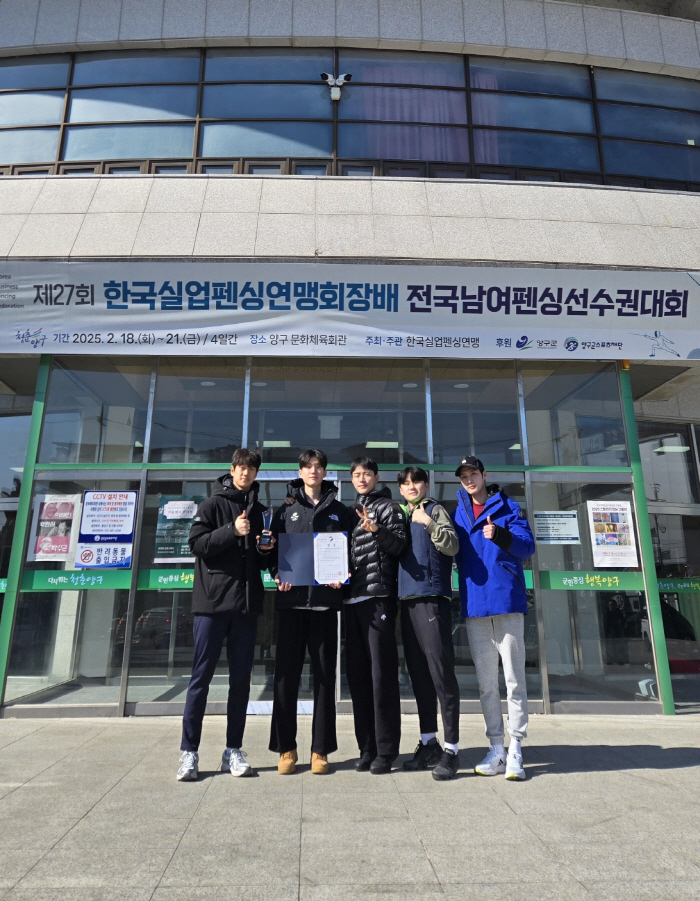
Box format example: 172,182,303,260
313,532,349,586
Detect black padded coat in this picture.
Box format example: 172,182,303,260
348,486,407,599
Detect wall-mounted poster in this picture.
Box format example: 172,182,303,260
587,501,639,568
75,490,138,569
533,511,580,544
153,496,204,563
27,494,81,561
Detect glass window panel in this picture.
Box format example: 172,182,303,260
0,55,69,90
339,50,465,87
339,86,467,124
69,85,198,123
0,127,59,165
200,122,332,158
153,166,188,173
522,362,628,467
201,165,234,173
150,360,245,463
248,165,282,174
248,359,427,465
637,421,700,505
39,358,152,464
0,91,64,126
472,93,594,133
73,50,200,86
205,48,334,82
107,166,142,174
470,57,590,97
339,123,469,162
342,166,374,176
599,102,700,145
63,123,195,161
0,356,39,499
5,589,130,706
533,481,653,705
474,129,599,172
594,67,700,112
295,165,327,175
430,361,522,466
603,138,700,182
202,84,331,120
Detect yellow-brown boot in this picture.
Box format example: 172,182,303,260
278,750,298,775
311,752,329,775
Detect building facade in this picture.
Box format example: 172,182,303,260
1,0,700,718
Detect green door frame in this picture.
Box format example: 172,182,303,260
619,366,674,715
0,354,51,708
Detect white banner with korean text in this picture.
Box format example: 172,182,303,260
3,261,700,359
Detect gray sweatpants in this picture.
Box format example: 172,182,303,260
466,613,528,743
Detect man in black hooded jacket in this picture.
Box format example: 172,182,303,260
346,456,407,774
177,448,272,782
268,449,354,775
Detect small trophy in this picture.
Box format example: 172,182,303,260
258,507,273,547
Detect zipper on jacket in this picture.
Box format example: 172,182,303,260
498,560,526,590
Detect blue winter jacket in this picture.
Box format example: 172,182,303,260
452,487,535,618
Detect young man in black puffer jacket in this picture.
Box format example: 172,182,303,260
346,456,407,775
268,449,354,776
177,447,273,782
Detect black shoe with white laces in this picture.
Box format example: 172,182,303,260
356,751,373,772
432,749,460,781
403,738,443,771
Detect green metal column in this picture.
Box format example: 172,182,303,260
619,365,674,715
0,354,51,708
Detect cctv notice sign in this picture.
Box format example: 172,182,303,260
3,261,700,360
75,490,138,569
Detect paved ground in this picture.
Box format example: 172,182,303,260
0,713,699,901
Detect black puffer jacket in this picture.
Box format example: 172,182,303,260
349,486,407,599
188,475,270,616
269,479,355,611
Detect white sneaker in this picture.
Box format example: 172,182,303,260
505,751,526,781
177,751,199,781
222,747,252,777
474,746,507,776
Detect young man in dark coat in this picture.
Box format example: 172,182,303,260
346,456,406,775
177,447,273,781
268,449,354,775
397,466,461,781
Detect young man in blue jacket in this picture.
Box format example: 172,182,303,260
452,456,535,781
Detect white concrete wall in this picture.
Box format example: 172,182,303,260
1,0,700,80
1,175,700,269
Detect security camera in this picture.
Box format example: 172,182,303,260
321,72,352,100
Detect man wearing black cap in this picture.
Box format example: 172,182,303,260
452,456,535,781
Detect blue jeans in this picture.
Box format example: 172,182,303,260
180,610,258,752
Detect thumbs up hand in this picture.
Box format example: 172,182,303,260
411,501,431,527
483,514,496,541
234,509,251,536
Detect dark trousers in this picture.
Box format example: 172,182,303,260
269,607,338,756
181,610,258,752
401,596,460,745
345,597,401,759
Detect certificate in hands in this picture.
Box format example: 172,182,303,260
313,532,349,585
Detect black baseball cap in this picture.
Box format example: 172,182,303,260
455,455,485,476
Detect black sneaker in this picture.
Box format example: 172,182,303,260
403,738,443,771
369,755,394,775
432,749,460,781
356,751,373,772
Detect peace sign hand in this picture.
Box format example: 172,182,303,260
356,507,378,533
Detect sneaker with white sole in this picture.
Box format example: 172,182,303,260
505,750,526,781
474,746,506,776
221,747,252,777
176,751,199,781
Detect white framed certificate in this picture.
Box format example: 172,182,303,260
313,532,349,585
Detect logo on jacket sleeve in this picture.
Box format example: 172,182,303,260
291,512,299,521
329,513,339,521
